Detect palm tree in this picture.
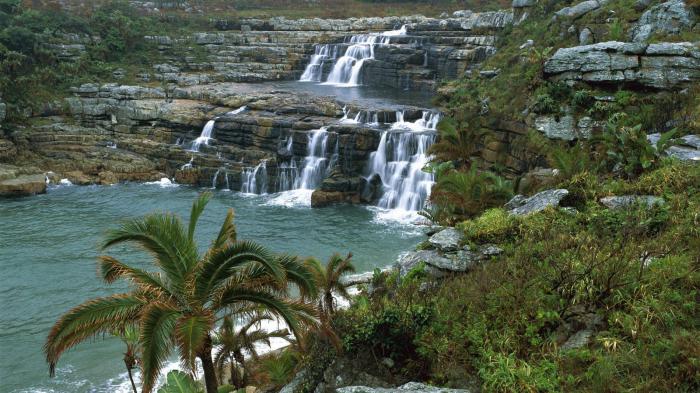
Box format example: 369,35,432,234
114,325,141,393
45,193,318,393
304,253,356,315
213,314,288,388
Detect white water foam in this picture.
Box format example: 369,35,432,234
263,189,314,208
145,178,178,188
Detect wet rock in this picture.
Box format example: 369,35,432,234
507,189,569,216
311,190,360,207
544,41,700,90
630,0,695,42
98,171,119,185
600,195,665,209
337,382,472,393
279,370,306,393
428,227,464,252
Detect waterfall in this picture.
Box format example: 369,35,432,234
295,127,331,190
241,161,268,194
212,168,221,189
391,110,441,132
303,25,407,86
277,160,299,192
190,106,247,152
191,120,215,152
365,109,439,212
181,156,194,170
300,44,335,82
366,131,436,212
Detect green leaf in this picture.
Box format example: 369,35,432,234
157,370,204,393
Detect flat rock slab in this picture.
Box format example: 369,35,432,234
338,382,472,393
600,195,665,209
507,189,569,216
648,133,700,162
428,227,464,251
0,174,47,197
396,250,450,277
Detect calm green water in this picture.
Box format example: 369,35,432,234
0,183,422,392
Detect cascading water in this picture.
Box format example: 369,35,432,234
302,25,407,86
300,44,336,82
190,106,247,152
241,161,268,194
296,127,331,190
191,120,215,152
366,110,440,213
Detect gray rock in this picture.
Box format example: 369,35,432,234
535,115,592,140
0,102,5,123
630,0,695,42
647,133,700,161
428,227,464,252
560,329,593,350
504,194,527,210
600,195,665,209
396,250,450,276
480,244,504,256
507,189,569,216
512,0,536,7
279,370,306,393
452,10,474,18
112,68,126,80
544,41,700,90
337,382,471,393
579,27,593,45
554,0,605,20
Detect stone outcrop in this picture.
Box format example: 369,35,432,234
553,0,609,20
544,41,700,90
428,227,464,251
337,382,472,393
600,195,665,209
506,189,569,215
0,164,47,197
648,133,700,161
630,0,696,42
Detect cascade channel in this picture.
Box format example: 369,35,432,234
300,25,407,86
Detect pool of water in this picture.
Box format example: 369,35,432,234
0,183,423,392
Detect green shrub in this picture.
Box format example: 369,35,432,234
458,208,519,244
533,93,558,114
571,89,594,110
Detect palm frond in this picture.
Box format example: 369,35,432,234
175,313,213,373
278,254,318,300
211,208,237,250
188,192,212,242
140,303,180,393
98,256,170,296
194,240,283,301
45,294,146,376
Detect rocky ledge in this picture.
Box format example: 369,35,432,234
0,164,47,197
544,41,700,90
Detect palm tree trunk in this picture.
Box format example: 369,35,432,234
126,366,138,393
198,335,218,393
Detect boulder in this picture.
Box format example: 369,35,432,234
337,382,471,393
554,0,607,20
507,189,569,215
396,250,450,277
579,27,593,45
0,101,6,122
648,133,700,161
0,173,47,197
599,195,665,209
428,228,464,251
630,0,696,42
560,329,593,350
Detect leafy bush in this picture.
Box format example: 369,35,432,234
571,89,594,110
430,167,514,222
548,142,593,180
595,114,678,178
457,208,519,244
532,93,558,114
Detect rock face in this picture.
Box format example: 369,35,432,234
600,195,665,209
507,189,569,215
544,41,700,90
630,0,696,42
534,115,595,140
337,382,472,393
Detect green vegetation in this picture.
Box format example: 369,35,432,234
44,193,318,393
312,160,700,392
